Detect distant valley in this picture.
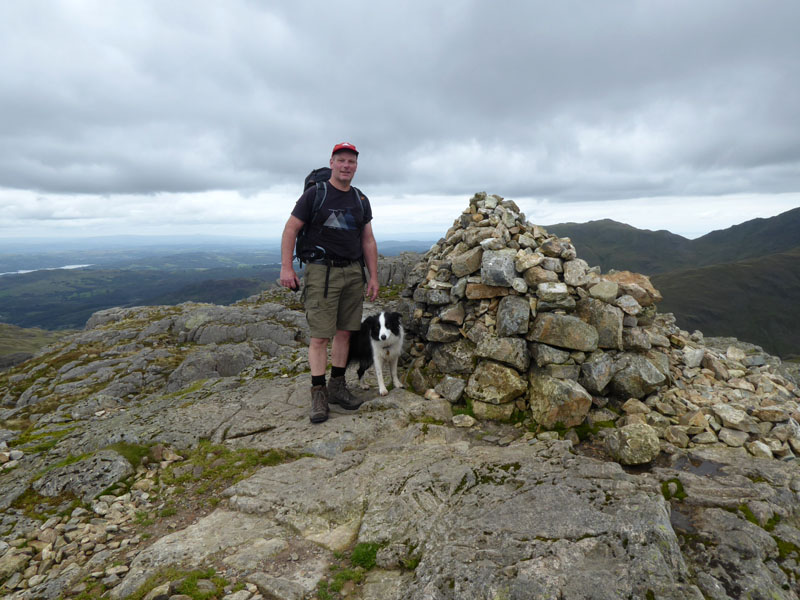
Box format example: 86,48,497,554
0,239,434,357
1,211,797,362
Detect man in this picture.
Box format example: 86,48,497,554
279,142,380,424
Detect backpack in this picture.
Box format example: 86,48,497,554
294,167,365,264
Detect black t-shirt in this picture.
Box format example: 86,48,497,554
291,183,373,261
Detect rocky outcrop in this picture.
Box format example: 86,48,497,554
2,369,798,599
376,251,421,287
1,297,310,421
398,193,799,466
0,193,799,599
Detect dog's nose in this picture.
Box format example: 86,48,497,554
380,334,387,340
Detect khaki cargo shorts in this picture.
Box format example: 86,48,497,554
302,262,365,339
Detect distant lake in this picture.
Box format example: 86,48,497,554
0,264,93,277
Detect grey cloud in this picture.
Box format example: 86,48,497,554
0,0,798,207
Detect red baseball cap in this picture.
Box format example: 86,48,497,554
331,142,359,156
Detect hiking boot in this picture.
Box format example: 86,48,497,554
327,376,363,410
310,385,329,423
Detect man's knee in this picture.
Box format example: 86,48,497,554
310,337,329,350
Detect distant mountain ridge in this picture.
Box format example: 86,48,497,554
546,207,800,358
545,206,800,274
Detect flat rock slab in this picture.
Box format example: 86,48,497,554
32,449,133,502
8,365,799,600
100,373,800,600
118,424,714,599
111,510,281,598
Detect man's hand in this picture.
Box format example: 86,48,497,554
280,266,300,291
366,278,379,301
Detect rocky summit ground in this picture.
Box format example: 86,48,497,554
1,229,800,598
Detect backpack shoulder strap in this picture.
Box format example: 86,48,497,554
309,181,328,225
351,186,365,213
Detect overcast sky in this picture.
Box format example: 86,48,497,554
1,0,798,245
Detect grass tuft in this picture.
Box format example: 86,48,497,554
350,542,382,570
106,442,153,469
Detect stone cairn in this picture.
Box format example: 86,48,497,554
397,192,800,463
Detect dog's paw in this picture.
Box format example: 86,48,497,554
359,381,370,390
379,387,389,396
393,380,405,389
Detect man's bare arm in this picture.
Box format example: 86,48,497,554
279,215,305,289
361,222,379,301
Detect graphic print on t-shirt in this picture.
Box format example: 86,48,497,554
322,209,358,231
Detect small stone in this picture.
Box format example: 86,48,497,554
196,579,217,594
452,414,476,428
683,347,705,369
726,346,747,362
619,414,647,427
424,389,442,401
680,410,708,429
536,282,569,302
752,407,790,422
588,281,619,303
621,398,651,415
655,401,676,417
511,278,528,293
692,432,718,444
142,583,170,600
605,423,661,465
664,426,690,448
434,376,467,403
745,440,773,458
711,404,759,433
718,428,749,447
132,479,154,492
615,295,642,316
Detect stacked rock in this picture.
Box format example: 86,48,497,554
399,192,672,425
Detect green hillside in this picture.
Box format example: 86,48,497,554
0,323,72,360
0,265,280,330
652,248,800,359
545,219,693,274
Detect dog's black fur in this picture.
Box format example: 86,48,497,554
347,311,405,396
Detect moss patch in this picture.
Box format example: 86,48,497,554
316,540,400,599
774,536,800,560
379,284,405,300
350,542,383,570
161,441,301,492
127,567,227,600
452,396,475,418
573,420,616,441
661,478,687,501
735,503,781,531
106,441,153,469
8,426,76,453
10,488,83,521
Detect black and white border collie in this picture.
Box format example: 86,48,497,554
348,311,405,396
